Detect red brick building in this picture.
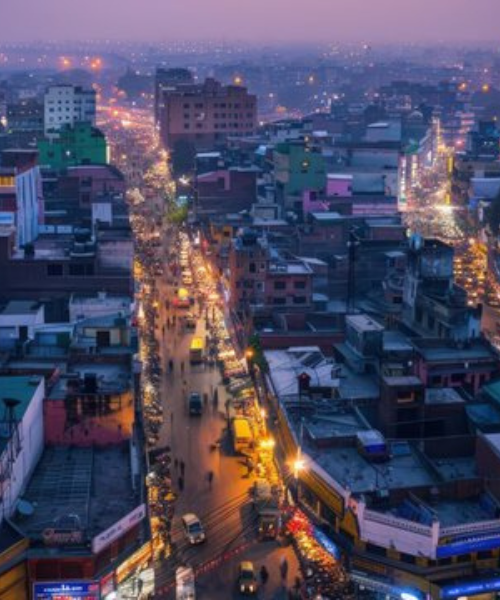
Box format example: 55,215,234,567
157,78,257,151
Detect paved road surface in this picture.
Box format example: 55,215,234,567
153,245,299,599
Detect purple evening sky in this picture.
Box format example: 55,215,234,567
2,0,499,44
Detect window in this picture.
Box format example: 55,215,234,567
293,296,307,304
69,264,85,276
273,297,286,305
184,124,190,129
195,103,203,109
248,263,256,274
274,281,286,290
47,263,63,277
294,281,306,289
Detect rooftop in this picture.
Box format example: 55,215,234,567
265,347,338,398
47,363,130,400
412,338,498,363
0,300,42,316
12,444,138,548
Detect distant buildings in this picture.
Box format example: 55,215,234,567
43,84,96,138
156,77,257,151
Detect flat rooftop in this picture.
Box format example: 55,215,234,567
47,364,130,400
265,347,339,398
412,339,497,362
0,300,42,316
425,387,465,405
307,440,437,494
12,444,137,546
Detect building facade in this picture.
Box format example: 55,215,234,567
43,85,96,138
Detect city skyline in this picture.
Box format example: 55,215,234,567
2,0,500,45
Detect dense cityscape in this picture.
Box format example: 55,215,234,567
2,3,500,600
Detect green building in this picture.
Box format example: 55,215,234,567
38,122,109,170
273,140,326,210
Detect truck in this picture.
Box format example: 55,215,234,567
176,566,195,600
231,417,253,454
189,337,204,364
252,480,281,541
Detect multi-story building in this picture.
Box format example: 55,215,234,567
157,77,257,151
154,67,194,125
0,149,44,247
43,85,96,138
38,122,108,171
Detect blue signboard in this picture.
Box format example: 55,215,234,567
441,576,500,599
437,535,500,558
33,581,99,600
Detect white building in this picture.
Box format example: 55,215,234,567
44,85,96,137
0,376,45,522
0,300,45,349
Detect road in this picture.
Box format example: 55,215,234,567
153,236,299,599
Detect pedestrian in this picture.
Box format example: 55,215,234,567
178,476,184,492
180,460,185,476
280,556,289,581
174,458,178,470
207,470,214,489
260,565,269,585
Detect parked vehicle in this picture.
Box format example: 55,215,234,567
231,417,253,454
252,480,281,540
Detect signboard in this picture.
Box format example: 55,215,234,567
92,504,146,554
436,535,500,558
441,576,500,599
42,528,83,546
33,581,99,600
0,212,15,225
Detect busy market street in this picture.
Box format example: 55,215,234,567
108,95,358,600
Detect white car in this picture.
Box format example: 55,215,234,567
182,513,206,545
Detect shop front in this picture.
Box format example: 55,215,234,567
33,581,99,600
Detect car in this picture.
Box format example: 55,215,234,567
237,561,258,595
181,513,206,545
188,392,203,415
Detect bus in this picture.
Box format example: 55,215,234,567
231,417,253,454
189,337,204,364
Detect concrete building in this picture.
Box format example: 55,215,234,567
0,375,45,523
0,300,45,349
157,77,257,151
0,150,44,248
38,122,109,171
43,85,96,138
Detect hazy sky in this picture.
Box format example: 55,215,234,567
2,0,499,44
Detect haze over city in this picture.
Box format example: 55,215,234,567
2,0,500,44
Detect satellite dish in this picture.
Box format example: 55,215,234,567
17,499,35,517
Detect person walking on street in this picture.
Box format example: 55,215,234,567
180,460,185,476
280,556,289,581
260,565,269,586
178,476,184,492
174,458,178,470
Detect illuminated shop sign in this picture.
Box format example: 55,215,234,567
91,504,146,554
436,535,500,558
441,576,500,599
33,581,99,600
